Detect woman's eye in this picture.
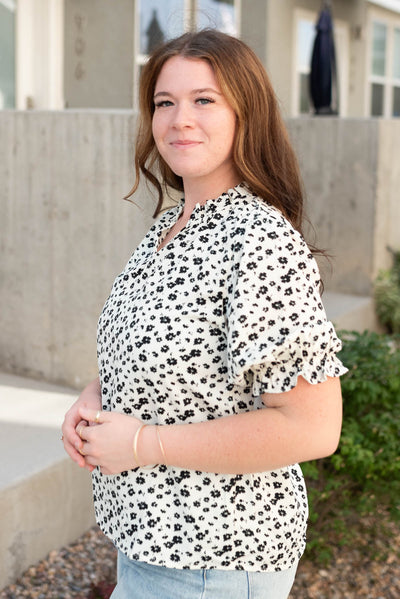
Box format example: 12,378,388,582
196,97,215,105
154,100,173,108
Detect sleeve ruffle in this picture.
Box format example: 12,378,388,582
228,321,348,396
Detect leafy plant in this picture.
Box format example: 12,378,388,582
303,330,400,562
374,247,400,333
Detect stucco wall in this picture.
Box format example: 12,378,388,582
0,112,399,388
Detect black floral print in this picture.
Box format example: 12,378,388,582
93,183,347,572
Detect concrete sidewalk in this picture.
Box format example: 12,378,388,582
0,373,96,590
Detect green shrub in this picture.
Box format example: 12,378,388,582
303,330,400,562
374,248,400,333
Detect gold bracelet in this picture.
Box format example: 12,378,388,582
133,424,147,466
133,424,158,470
156,426,167,463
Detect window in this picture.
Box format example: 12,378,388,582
138,0,186,58
0,0,16,109
197,0,238,35
293,10,349,117
370,20,387,115
134,0,240,106
369,17,400,117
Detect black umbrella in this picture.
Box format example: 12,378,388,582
309,3,338,115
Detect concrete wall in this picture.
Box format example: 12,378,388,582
0,111,155,389
1,456,95,589
289,118,400,290
289,117,378,293
374,119,400,273
0,111,399,389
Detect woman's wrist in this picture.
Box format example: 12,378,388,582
76,377,101,411
139,424,168,466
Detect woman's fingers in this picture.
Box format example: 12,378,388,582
61,407,90,467
73,410,145,474
62,433,86,468
79,406,109,424
76,419,87,439
61,380,103,470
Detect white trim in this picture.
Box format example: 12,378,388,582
368,0,400,15
235,0,241,37
133,0,140,110
292,8,316,116
0,0,16,12
48,0,64,108
16,0,64,109
334,19,350,116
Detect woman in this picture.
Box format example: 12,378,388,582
62,29,347,598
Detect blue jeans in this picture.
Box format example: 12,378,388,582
110,550,298,599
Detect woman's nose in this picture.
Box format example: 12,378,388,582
171,102,194,128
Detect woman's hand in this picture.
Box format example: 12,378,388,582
61,378,102,471
76,407,147,476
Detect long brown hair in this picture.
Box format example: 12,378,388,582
126,29,305,235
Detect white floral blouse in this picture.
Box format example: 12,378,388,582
93,183,347,572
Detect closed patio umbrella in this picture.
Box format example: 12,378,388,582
309,2,338,115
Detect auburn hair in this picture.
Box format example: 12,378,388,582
126,29,305,235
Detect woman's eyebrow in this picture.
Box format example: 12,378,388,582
191,88,222,95
153,88,222,99
153,91,172,99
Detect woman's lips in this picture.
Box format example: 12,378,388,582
170,140,202,148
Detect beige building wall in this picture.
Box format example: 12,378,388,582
63,0,135,108
241,0,268,66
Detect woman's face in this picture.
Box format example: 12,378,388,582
152,56,238,194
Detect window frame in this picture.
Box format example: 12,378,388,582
366,9,400,117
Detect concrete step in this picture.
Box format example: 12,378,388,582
323,291,381,333
0,373,95,590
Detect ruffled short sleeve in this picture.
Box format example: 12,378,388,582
226,203,347,396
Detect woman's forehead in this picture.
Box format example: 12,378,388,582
154,56,218,93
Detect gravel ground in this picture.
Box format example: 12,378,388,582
1,522,399,599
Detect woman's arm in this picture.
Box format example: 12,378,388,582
145,375,342,473
78,375,342,475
